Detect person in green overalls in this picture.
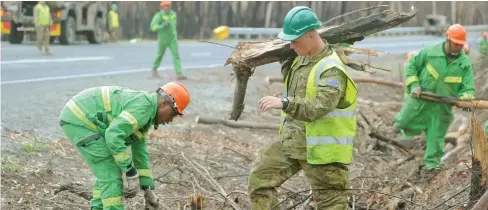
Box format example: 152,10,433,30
149,1,186,80
59,82,190,210
478,32,488,56
393,24,476,180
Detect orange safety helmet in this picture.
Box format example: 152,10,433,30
463,44,470,53
445,24,467,45
158,81,190,115
160,1,172,7
483,32,488,38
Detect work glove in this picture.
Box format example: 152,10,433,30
410,87,422,99
123,173,140,198
161,22,170,29
144,189,160,210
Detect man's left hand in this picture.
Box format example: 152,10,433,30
258,96,283,112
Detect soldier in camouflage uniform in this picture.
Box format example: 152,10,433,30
250,6,358,210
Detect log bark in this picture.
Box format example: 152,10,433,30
469,117,488,202
471,188,488,210
195,116,280,130
417,92,488,110
224,7,418,121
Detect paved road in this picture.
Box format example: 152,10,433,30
1,34,483,85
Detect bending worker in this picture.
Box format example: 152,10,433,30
59,82,190,210
150,1,187,80
393,24,475,178
250,6,358,209
33,1,53,55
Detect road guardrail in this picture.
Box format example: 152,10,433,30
224,25,488,40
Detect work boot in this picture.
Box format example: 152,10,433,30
151,70,160,78
176,73,187,80
417,168,443,183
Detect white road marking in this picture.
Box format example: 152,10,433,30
190,52,212,57
0,56,112,65
0,64,223,85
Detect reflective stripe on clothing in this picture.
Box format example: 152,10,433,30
444,76,462,83
102,196,123,207
137,168,153,178
323,109,356,118
119,111,139,132
67,99,97,131
306,136,354,146
113,151,130,163
93,190,101,199
426,63,439,79
405,76,419,86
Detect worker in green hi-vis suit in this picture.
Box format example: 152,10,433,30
149,1,187,80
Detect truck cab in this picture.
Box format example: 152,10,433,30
1,1,108,45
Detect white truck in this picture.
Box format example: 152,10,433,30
1,1,109,45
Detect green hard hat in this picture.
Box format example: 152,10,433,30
278,6,321,41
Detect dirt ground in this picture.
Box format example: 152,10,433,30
1,50,487,210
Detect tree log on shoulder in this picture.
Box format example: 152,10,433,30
224,7,418,121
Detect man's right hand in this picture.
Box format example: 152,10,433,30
411,87,422,99
123,173,140,198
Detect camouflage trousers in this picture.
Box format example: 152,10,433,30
248,141,349,210
109,27,119,43
35,25,50,53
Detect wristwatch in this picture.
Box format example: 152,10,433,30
281,97,289,110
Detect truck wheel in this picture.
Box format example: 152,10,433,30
87,17,104,44
50,36,57,44
59,16,76,45
8,21,24,44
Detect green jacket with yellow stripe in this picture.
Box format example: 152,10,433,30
59,86,158,187
150,10,177,41
404,42,475,100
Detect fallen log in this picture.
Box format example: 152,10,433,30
469,117,488,202
265,76,405,89
195,116,280,130
471,188,488,210
417,92,488,110
224,7,418,121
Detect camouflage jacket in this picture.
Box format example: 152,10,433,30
279,43,347,160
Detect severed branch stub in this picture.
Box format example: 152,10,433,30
223,7,418,121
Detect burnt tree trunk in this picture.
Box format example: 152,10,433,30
224,7,418,121
469,117,488,203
